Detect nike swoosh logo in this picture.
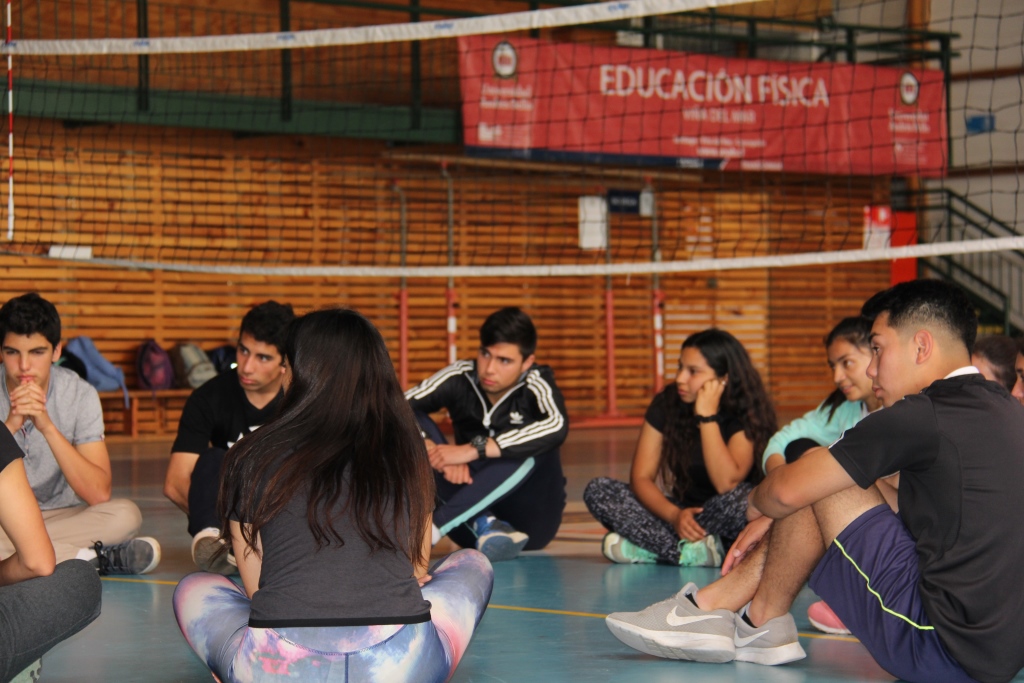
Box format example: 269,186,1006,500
734,630,769,647
665,607,723,627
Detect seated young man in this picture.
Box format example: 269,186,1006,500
0,419,101,682
406,306,568,562
0,293,159,575
164,300,294,573
606,279,1024,683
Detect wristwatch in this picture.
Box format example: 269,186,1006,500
471,434,488,459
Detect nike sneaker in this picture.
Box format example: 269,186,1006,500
605,582,736,662
734,606,806,665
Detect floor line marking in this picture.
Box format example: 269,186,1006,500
98,581,861,644
489,604,606,619
101,576,179,586
488,603,861,642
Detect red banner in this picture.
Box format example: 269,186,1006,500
459,35,947,176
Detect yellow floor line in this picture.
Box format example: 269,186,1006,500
489,603,607,619
488,603,860,643
99,579,860,644
101,576,179,586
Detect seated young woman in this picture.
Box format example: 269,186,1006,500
584,328,776,566
173,308,494,683
724,315,882,636
971,334,1019,392
0,426,101,682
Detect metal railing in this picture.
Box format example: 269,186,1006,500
911,188,1023,334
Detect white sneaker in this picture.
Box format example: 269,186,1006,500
733,606,807,665
606,582,736,662
191,527,235,575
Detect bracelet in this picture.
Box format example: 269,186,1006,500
695,413,719,424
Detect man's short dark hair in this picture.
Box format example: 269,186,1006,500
240,301,295,357
861,279,977,353
0,293,61,347
480,307,537,359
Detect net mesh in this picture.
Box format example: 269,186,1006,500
2,0,1022,277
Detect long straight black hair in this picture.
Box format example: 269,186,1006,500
820,316,873,420
219,308,434,566
658,328,776,498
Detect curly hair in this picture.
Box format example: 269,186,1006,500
658,329,777,500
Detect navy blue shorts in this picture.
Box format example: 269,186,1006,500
809,504,978,683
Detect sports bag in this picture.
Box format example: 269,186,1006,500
64,336,129,406
136,339,174,391
170,343,218,389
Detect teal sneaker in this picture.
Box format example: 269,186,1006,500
678,535,724,567
11,659,41,683
602,532,658,564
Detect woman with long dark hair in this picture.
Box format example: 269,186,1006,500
584,328,776,566
173,309,493,683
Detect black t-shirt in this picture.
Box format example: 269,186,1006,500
172,370,283,454
830,373,1024,683
644,392,746,508
0,426,23,474
237,468,432,628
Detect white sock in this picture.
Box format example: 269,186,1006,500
431,524,441,546
76,547,97,562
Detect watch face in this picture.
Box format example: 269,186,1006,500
472,435,487,447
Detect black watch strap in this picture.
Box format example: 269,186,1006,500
472,434,488,458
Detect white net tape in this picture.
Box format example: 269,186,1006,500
3,0,755,56
61,235,1024,278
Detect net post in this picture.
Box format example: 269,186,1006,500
647,178,661,393
602,191,621,418
393,181,409,387
442,161,458,364
652,288,665,393
5,0,11,240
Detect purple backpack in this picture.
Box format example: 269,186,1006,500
137,339,174,390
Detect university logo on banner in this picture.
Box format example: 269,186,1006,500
458,36,947,176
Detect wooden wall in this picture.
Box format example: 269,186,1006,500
2,117,889,434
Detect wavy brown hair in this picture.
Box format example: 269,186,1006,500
659,329,777,499
218,308,434,566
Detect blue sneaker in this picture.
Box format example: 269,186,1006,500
474,515,529,561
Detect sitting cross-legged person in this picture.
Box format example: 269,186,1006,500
0,293,158,575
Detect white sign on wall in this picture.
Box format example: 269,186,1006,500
579,195,608,250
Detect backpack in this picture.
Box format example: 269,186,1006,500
136,339,174,391
169,343,218,389
206,344,237,374
54,349,88,381
64,336,129,407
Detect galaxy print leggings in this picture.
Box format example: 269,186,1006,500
173,549,493,683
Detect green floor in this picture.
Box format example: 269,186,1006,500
33,432,1022,682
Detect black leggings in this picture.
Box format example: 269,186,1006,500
583,477,751,563
187,447,226,537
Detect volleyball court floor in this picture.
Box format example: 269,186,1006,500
39,427,1021,683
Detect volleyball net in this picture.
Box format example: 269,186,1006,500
2,0,1022,278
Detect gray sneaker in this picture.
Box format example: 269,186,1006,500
605,582,736,662
92,537,161,575
733,608,807,665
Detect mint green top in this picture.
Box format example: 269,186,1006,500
761,399,868,474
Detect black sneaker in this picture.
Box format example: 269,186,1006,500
92,537,161,575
